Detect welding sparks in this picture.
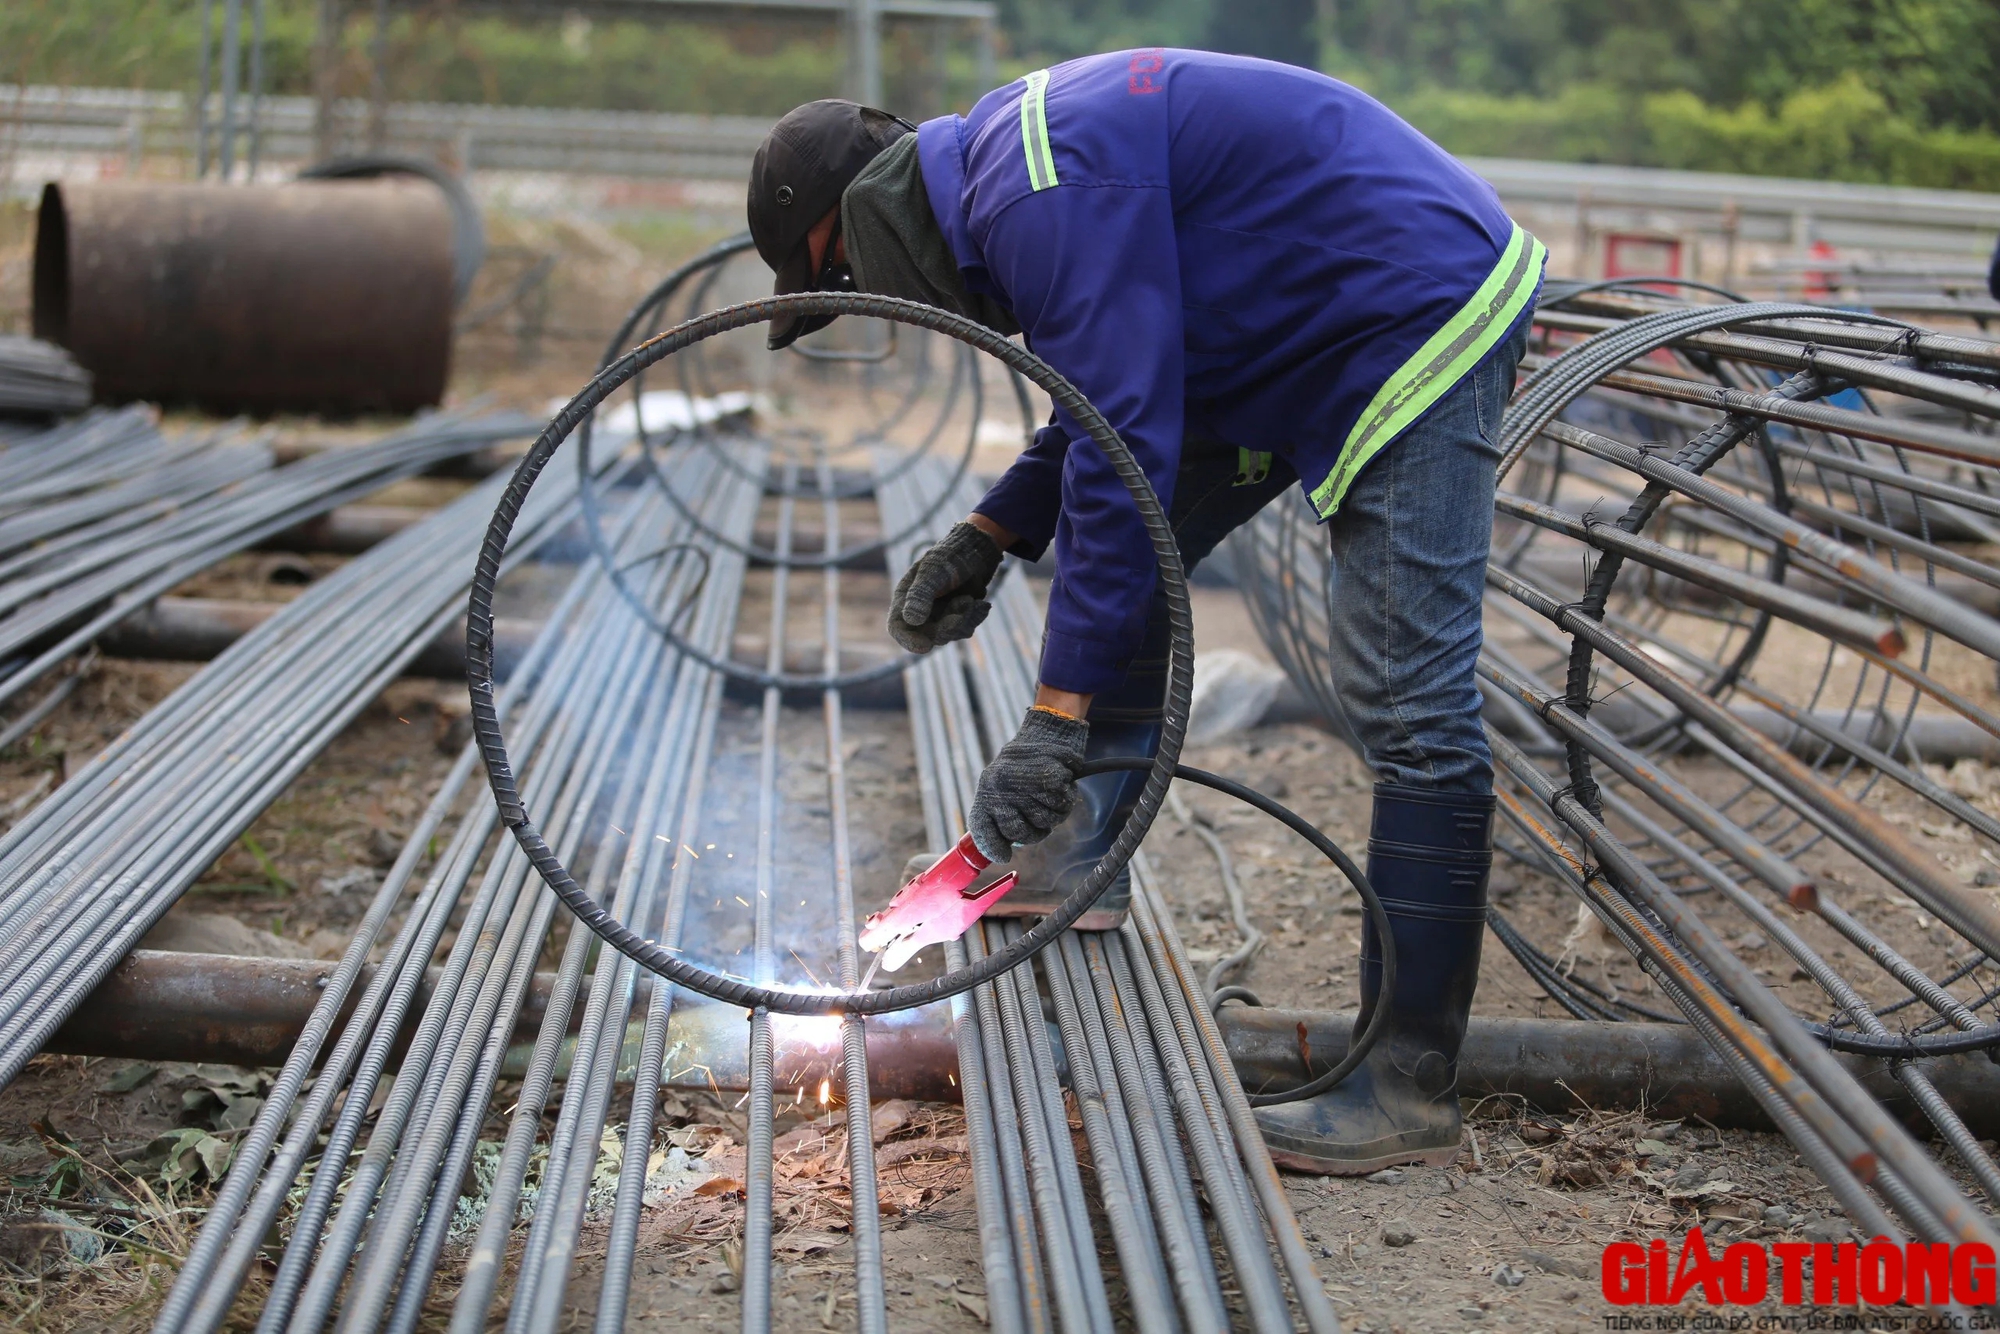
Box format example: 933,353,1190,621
734,896,750,908
817,1077,831,1107
789,949,825,988
682,844,700,859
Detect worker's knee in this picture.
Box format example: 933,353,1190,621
1332,652,1492,795
1320,351,1512,794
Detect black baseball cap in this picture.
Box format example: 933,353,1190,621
748,100,912,350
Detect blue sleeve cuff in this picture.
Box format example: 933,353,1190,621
974,428,1067,559
1037,628,1137,696
973,486,1056,561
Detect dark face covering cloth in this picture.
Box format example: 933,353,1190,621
841,134,1022,338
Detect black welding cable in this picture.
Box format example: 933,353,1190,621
468,289,1392,1108
1076,756,1393,1105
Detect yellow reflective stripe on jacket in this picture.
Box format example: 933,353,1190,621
1019,70,1058,191
1310,223,1547,517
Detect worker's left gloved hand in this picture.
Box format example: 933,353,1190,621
888,522,1002,654
968,707,1088,862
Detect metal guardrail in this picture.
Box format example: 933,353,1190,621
6,83,2000,262
1471,156,2000,260
0,84,772,181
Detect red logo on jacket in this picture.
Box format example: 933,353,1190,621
1128,50,1165,95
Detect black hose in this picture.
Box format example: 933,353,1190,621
1075,757,1393,1105
1806,1022,2000,1058
1209,985,1264,1012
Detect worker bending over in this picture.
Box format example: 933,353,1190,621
746,50,1544,1175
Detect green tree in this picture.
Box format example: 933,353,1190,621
6,0,1998,186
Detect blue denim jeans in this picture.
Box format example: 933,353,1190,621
1092,322,1527,796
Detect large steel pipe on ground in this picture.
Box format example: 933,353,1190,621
32,180,454,414
49,951,2000,1133
93,595,917,705
1222,1007,2000,1140
49,951,959,1101
256,505,430,555
96,597,540,680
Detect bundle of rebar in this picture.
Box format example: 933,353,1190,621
1230,291,2000,1256
0,427,615,1094
881,447,1340,1333
145,438,753,1334
0,413,264,562
0,407,534,720
0,335,92,418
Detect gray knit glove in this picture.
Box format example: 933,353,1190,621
888,522,1003,654
969,707,1089,862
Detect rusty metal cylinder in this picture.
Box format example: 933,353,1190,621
32,179,455,415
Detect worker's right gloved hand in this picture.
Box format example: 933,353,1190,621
887,521,1003,654
968,707,1089,862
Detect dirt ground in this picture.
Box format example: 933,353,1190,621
5,639,1980,1331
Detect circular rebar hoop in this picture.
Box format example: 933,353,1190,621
570,239,998,688
1234,298,2000,1049
468,291,1198,1017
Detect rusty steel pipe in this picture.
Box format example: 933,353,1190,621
51,951,2000,1133
1222,1008,2000,1140
96,596,541,680
48,950,959,1101
90,594,919,709
33,180,454,415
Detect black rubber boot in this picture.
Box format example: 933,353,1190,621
1254,783,1492,1175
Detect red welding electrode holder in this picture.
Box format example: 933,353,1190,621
858,832,1017,974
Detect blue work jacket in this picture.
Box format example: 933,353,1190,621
917,49,1545,694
